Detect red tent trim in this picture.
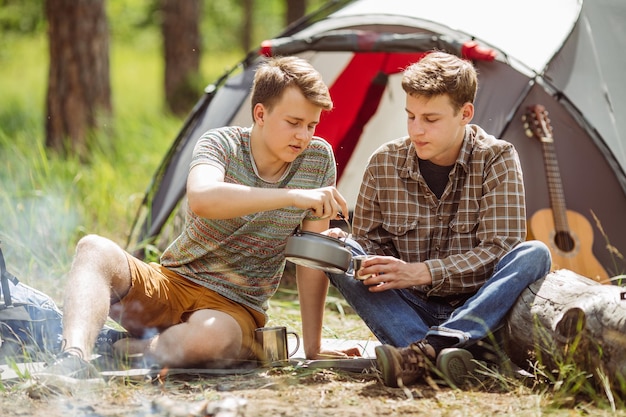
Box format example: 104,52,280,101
317,52,426,180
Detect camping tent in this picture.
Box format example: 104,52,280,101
128,0,626,278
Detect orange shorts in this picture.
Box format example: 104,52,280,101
115,253,266,360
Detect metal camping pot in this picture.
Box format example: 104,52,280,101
284,215,352,273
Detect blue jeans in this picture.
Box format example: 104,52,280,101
327,239,551,348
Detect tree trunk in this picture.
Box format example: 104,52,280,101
45,0,111,157
504,269,626,395
161,0,201,116
286,0,306,25
241,0,253,53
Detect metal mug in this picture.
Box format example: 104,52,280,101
254,326,300,367
352,255,372,280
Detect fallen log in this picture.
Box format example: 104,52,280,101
503,269,626,395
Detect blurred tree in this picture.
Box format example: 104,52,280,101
286,0,306,25
45,0,111,158
161,0,201,116
241,0,253,52
0,0,44,33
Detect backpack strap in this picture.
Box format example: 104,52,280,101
0,245,20,307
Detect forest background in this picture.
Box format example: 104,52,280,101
0,0,329,301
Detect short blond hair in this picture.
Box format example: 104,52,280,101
250,56,333,120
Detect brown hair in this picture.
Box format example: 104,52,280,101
250,56,333,120
401,51,477,113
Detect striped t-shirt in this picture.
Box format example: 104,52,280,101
160,126,336,316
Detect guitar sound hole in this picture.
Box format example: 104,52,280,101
554,231,575,252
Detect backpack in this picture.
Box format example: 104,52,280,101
0,245,64,363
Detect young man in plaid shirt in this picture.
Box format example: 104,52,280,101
325,51,551,388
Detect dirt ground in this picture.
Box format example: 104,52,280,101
2,362,623,417
0,281,623,416
0,364,545,417
2,338,623,417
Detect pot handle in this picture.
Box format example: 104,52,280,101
337,212,352,241
292,212,352,241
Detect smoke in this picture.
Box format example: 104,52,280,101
0,185,81,301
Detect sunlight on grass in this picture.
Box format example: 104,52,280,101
0,34,47,115
0,33,182,296
0,32,248,296
110,31,166,118
0,33,256,299
267,286,376,342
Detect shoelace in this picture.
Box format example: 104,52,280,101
60,346,86,360
401,349,427,374
405,341,440,390
410,340,436,361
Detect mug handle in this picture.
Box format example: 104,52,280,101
287,331,300,357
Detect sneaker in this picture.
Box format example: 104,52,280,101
28,351,105,396
375,341,434,388
95,328,130,356
42,350,102,379
436,347,475,388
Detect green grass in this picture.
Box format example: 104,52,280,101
0,32,239,299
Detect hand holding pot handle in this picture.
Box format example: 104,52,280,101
291,186,349,220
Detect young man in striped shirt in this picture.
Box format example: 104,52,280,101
38,56,349,386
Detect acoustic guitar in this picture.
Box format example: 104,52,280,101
522,104,609,283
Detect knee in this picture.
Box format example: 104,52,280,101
519,240,552,275
75,234,115,255
326,271,343,287
74,234,127,272
180,313,243,365
327,270,357,290
528,240,551,268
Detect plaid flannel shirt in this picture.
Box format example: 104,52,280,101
353,125,526,301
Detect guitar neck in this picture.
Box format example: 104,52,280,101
540,136,570,233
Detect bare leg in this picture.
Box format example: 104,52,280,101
113,309,244,368
61,234,132,358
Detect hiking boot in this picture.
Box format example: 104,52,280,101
436,347,475,388
375,341,434,388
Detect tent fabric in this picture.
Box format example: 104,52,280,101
316,52,426,179
128,0,626,277
546,0,626,187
